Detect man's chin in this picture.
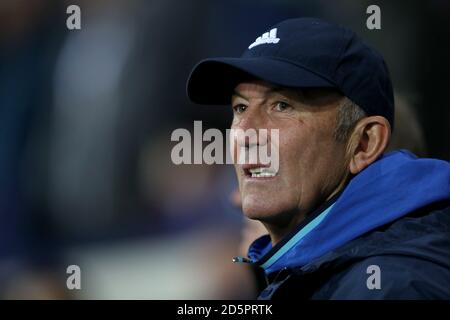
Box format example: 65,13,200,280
241,193,300,227
242,197,282,221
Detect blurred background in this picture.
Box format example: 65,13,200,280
0,0,449,299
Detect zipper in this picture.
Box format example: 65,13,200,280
232,256,253,263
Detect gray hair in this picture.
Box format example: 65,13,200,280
334,97,367,142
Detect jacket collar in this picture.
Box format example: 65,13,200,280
247,193,339,274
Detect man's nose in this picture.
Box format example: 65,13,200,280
236,107,261,130
234,111,269,148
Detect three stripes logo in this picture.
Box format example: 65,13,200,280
248,28,280,49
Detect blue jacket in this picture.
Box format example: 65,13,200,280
246,150,450,299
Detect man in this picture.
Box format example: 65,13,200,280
186,18,450,299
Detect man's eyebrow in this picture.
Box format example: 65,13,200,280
232,90,248,101
232,86,284,101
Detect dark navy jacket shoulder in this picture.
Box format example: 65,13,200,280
261,201,450,299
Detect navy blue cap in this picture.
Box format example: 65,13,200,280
187,17,394,128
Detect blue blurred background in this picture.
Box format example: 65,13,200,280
0,0,449,299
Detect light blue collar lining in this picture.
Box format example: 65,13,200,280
260,203,336,270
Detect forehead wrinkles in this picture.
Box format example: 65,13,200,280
233,82,283,106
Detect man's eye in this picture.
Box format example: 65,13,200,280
274,101,291,112
233,104,247,114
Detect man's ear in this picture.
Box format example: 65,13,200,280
347,116,391,174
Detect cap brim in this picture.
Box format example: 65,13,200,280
187,57,337,104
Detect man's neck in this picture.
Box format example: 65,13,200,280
265,177,349,246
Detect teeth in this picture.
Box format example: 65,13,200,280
249,167,277,178
251,172,276,178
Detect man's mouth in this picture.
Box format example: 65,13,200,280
243,165,278,178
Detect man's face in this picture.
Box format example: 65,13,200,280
231,80,349,228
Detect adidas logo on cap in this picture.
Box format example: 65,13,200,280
248,28,280,49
